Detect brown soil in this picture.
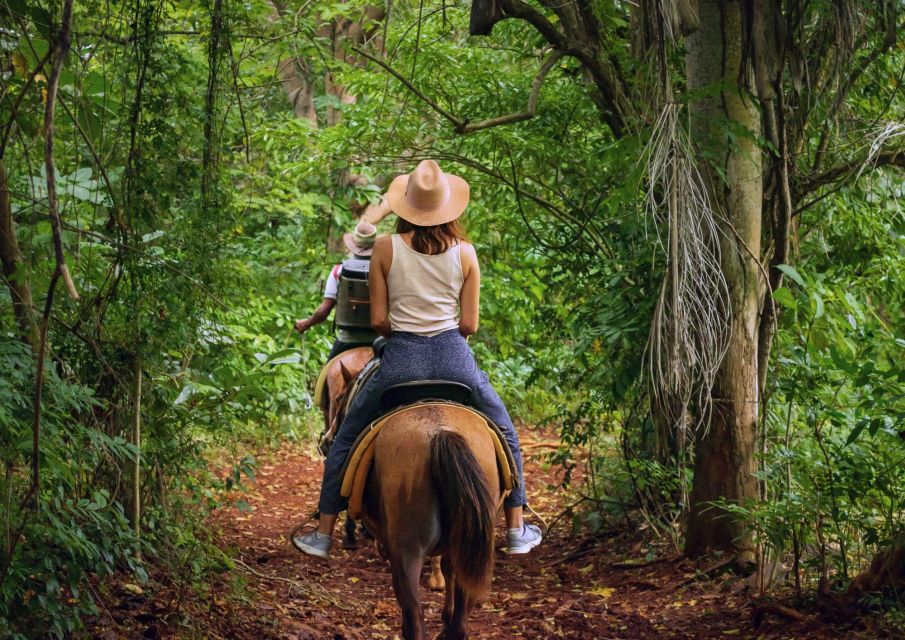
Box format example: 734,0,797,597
90,427,884,639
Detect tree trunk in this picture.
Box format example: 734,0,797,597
277,58,319,124
684,0,763,558
201,0,224,216
0,159,37,346
275,4,386,127
848,535,905,596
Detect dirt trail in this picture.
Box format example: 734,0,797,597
92,427,865,639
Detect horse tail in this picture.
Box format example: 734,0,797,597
429,429,495,598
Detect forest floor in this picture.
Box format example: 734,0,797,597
90,426,888,639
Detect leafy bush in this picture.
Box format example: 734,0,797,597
0,338,143,637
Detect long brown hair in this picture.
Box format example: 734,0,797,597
396,218,468,255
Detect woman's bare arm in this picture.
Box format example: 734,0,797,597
459,243,480,337
369,235,392,337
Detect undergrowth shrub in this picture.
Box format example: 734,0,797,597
0,338,142,636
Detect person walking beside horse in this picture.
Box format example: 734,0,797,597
293,160,542,558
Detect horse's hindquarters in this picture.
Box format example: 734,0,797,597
365,405,501,552
366,404,501,640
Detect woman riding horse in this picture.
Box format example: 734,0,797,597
293,159,542,560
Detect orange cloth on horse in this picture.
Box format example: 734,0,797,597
339,401,518,520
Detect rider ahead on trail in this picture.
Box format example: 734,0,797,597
292,159,542,560
295,220,379,359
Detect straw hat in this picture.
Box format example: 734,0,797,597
385,160,470,226
343,220,377,256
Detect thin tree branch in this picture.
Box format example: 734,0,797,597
0,49,53,160
226,37,251,163
30,0,77,514
354,46,564,135
352,46,465,130
496,0,628,136
801,148,905,195
58,98,129,233
819,11,900,144
459,50,564,133
43,0,79,302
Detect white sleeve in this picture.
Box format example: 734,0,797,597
323,265,340,300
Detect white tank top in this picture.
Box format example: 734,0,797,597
387,234,463,336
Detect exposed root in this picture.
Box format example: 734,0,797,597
672,556,750,589
611,554,681,570
848,535,905,597
751,600,810,628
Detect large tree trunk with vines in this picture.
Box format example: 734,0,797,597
684,0,762,558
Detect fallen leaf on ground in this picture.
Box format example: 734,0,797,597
588,586,615,598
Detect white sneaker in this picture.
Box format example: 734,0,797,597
292,530,333,559
506,523,543,555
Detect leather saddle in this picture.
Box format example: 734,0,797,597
337,339,519,520
380,380,472,411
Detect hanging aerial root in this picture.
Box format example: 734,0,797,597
642,103,731,444
856,121,905,180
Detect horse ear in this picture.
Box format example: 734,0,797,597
339,361,355,384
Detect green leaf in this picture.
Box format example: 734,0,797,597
776,264,805,288
92,491,107,509
846,420,868,445
811,292,824,318
259,348,301,366
772,287,796,308
867,417,883,436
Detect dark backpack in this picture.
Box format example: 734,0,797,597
334,257,371,330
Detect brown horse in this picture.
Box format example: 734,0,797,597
318,346,373,547
328,356,449,589
319,346,373,449
358,404,501,640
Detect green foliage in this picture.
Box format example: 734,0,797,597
730,250,905,588
0,337,142,637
